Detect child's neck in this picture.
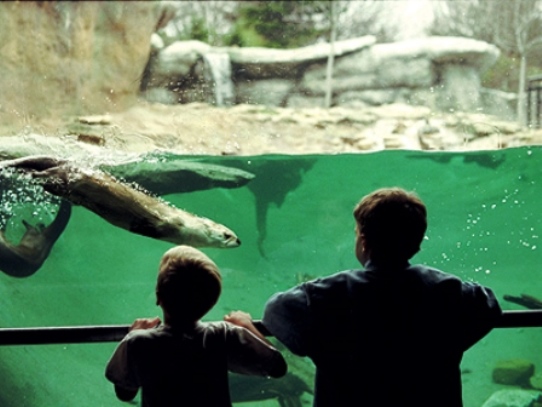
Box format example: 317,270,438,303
163,314,198,330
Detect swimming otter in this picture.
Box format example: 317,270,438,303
0,156,240,248
0,199,71,277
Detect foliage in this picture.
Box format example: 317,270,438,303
156,1,393,49
482,54,542,90
226,1,325,48
156,1,238,47
481,54,520,91
430,0,542,82
430,0,542,123
188,17,210,43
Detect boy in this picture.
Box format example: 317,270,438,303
105,245,287,407
258,187,502,407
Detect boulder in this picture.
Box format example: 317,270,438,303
0,1,173,120
300,49,435,94
145,40,212,88
236,79,294,106
299,36,499,106
531,373,542,390
492,359,535,386
482,389,542,407
424,36,501,70
228,36,376,80
143,35,504,116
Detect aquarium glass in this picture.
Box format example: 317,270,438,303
0,149,541,406
2,1,542,407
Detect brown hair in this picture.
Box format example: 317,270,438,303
156,245,221,324
353,188,427,264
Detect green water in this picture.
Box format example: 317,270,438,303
1,147,541,407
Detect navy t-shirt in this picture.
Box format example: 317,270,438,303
263,262,502,407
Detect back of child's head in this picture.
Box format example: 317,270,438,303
353,187,427,264
156,245,221,324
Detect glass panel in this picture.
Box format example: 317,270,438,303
1,149,541,406
1,1,542,406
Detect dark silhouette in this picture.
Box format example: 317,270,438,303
0,199,71,277
257,187,502,407
106,245,286,407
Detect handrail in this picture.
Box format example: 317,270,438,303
0,311,539,346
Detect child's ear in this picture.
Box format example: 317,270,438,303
361,234,369,251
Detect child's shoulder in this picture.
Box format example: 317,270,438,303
407,264,462,282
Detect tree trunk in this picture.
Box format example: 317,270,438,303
324,3,336,109
517,53,527,126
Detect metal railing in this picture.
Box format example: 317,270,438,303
0,310,540,346
527,75,542,128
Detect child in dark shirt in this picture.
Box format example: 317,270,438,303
251,187,501,407
105,245,286,407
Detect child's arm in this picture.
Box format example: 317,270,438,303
129,317,161,330
105,318,160,403
224,310,287,378
224,311,269,344
114,385,138,402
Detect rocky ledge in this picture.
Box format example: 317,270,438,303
1,102,540,160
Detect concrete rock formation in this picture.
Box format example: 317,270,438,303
143,36,512,119
0,2,514,125
0,1,173,121
482,389,542,407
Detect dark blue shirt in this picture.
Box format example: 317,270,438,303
262,262,502,407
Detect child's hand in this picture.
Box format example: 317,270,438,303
225,311,270,343
224,310,253,328
129,317,161,331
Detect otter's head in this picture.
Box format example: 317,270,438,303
167,215,241,249
201,219,241,248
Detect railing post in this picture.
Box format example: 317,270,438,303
537,87,542,128
527,75,542,129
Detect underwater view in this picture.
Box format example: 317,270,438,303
0,147,541,407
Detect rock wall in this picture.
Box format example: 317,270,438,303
0,1,171,123
143,36,517,120
0,3,517,126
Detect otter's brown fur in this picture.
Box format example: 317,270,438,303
0,199,71,277
0,156,240,248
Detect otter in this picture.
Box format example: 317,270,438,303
0,156,240,249
0,199,71,277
